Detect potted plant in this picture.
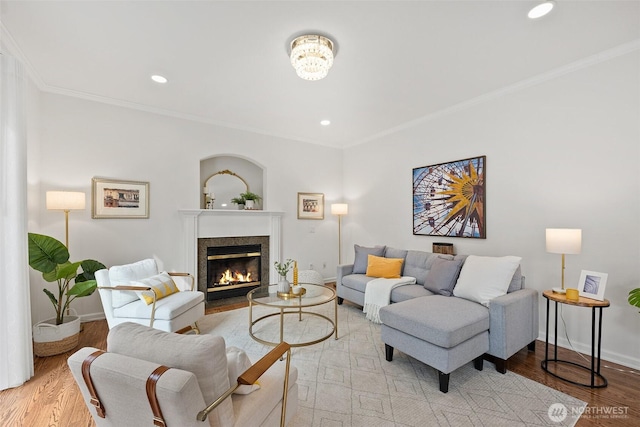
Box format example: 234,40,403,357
629,288,640,313
28,232,105,356
240,191,262,210
274,258,293,293
231,196,246,210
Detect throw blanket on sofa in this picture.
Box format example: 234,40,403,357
363,276,417,324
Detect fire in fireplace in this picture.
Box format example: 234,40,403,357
207,244,261,300
219,269,252,285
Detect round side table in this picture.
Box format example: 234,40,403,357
541,289,610,388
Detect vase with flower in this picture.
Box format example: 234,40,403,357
274,258,294,293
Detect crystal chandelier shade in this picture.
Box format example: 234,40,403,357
290,35,335,81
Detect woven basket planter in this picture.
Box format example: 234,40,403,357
33,312,81,357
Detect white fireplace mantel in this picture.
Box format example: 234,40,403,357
179,209,284,285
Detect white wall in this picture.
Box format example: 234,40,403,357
343,51,640,368
28,93,343,324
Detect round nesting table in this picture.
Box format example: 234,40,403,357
247,283,338,348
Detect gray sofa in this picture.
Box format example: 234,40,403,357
336,245,538,393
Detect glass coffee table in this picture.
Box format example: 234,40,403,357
247,283,338,347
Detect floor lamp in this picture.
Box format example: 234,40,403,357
331,203,348,264
46,191,86,249
545,228,582,294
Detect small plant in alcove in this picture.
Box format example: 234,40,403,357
240,191,262,203
240,191,261,209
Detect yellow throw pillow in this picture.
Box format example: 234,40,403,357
366,255,404,279
132,272,180,305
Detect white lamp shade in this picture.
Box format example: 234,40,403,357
331,203,348,215
545,228,582,254
46,191,86,210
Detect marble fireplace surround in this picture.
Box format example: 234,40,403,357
178,209,284,292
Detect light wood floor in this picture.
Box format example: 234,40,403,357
1,300,638,427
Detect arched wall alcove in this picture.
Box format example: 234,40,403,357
200,155,265,209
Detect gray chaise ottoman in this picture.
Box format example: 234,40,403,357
379,295,490,393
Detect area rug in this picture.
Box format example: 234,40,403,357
198,301,585,426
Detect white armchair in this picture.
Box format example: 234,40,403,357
67,322,298,426
96,258,204,333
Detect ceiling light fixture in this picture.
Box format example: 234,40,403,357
151,74,168,83
320,119,331,126
290,34,335,81
528,1,555,19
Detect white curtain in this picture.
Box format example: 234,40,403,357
0,54,33,390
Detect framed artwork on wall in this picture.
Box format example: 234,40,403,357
413,155,486,238
92,178,149,219
577,270,608,301
297,192,324,220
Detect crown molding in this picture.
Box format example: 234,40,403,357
348,39,640,148
0,20,45,88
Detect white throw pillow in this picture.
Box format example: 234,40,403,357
453,255,522,307
108,259,158,308
226,346,261,395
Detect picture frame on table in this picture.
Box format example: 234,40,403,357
92,178,149,219
577,270,608,301
297,192,324,220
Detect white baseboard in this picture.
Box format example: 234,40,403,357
536,331,640,371
80,312,106,323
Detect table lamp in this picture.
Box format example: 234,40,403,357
545,228,582,294
331,203,348,264
46,191,86,248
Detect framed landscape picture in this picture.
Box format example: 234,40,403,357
92,178,149,219
297,192,324,220
413,155,486,238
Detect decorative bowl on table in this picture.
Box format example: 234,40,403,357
277,287,306,299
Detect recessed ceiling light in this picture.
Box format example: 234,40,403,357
320,119,331,126
151,74,168,84
528,1,555,19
